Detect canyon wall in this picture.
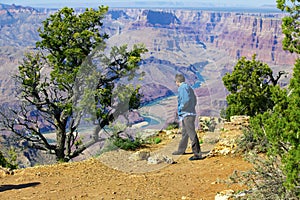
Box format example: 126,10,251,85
106,9,296,65
0,5,297,113
103,8,296,116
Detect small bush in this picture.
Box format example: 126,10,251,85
166,121,179,130
104,123,146,151
0,150,17,170
111,136,144,151
229,152,299,199
236,128,269,154
153,137,162,144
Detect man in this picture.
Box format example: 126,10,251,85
172,73,204,160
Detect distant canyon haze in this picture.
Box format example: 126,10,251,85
0,3,297,118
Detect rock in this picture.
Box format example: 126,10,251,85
128,150,150,161
219,148,231,155
165,130,177,135
199,116,221,132
147,154,176,164
209,117,246,156
202,131,220,144
168,135,176,139
147,156,162,164
162,155,176,164
230,115,250,126
131,121,148,129
215,189,235,200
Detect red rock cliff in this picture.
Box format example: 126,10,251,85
115,9,297,65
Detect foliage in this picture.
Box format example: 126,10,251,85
236,86,287,155
165,121,179,130
222,54,286,120
276,0,300,54
232,0,300,195
279,18,300,187
110,135,144,151
230,153,299,199
233,63,299,196
200,118,217,132
146,136,162,145
0,150,17,170
0,7,147,162
235,128,269,154
220,108,227,119
249,60,300,191
153,137,162,144
246,0,300,189
99,122,144,151
107,123,145,151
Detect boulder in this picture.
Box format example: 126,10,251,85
128,149,150,161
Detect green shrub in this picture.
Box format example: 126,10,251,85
153,137,162,144
166,121,179,130
105,123,145,151
0,150,17,170
111,136,144,151
235,127,269,154
230,152,299,199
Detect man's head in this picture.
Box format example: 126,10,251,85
175,73,185,87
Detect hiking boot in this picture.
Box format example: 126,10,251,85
189,155,205,161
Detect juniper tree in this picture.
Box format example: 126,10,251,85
0,7,147,162
232,1,300,196
277,0,300,54
222,54,286,119
252,0,300,191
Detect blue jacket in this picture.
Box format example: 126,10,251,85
177,82,197,119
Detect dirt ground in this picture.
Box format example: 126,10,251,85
0,127,252,200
